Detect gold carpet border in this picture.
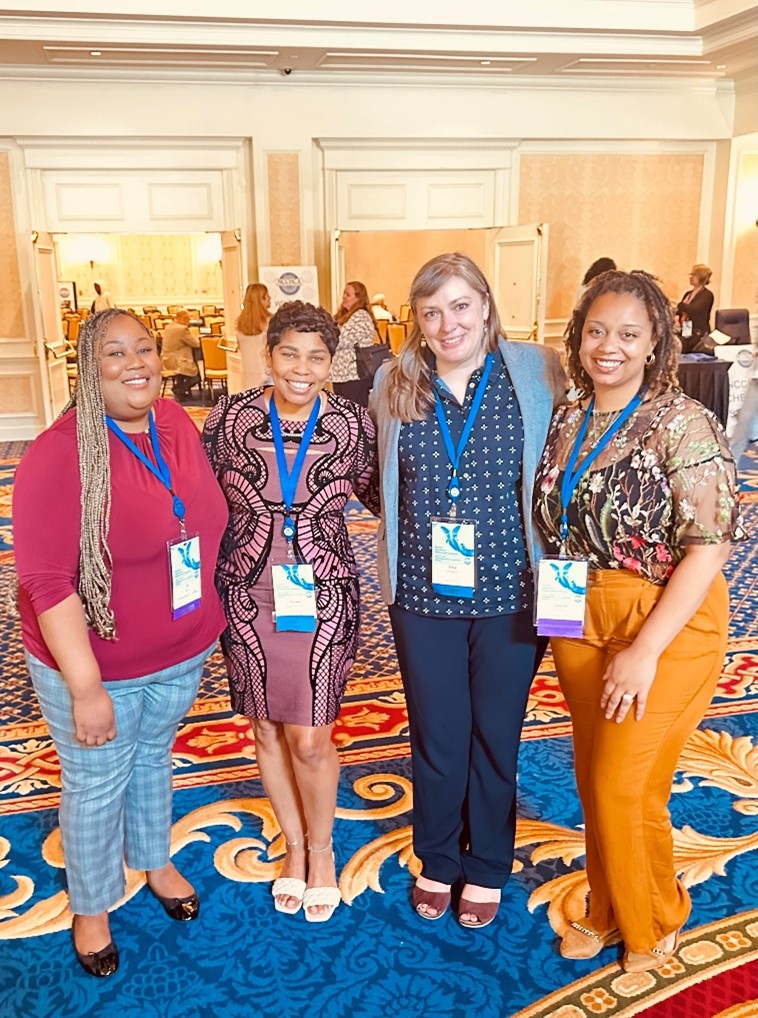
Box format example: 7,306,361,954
510,910,758,1018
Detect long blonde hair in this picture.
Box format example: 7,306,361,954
60,309,155,639
385,252,503,422
334,280,377,329
236,282,271,335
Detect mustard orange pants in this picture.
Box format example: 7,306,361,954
551,569,728,953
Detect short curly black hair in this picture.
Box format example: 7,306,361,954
266,300,340,356
565,269,680,398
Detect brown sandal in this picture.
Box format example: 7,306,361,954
457,897,500,929
412,885,451,921
623,930,681,972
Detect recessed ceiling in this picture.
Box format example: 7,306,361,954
0,3,756,82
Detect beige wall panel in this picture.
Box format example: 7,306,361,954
340,228,487,315
0,374,33,413
348,184,407,220
732,153,758,312
518,153,704,319
43,171,226,232
147,183,213,221
267,152,302,265
0,152,24,338
428,183,488,221
336,171,496,230
56,182,125,222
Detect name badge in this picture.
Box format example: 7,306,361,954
168,534,202,620
535,557,588,637
271,563,318,633
431,517,476,598
681,319,693,338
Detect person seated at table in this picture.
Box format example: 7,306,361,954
370,293,395,322
161,309,201,402
676,265,714,351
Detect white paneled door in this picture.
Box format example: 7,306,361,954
34,230,70,421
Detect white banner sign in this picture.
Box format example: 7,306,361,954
714,344,756,437
259,266,320,310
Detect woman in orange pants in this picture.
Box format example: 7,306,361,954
533,270,745,972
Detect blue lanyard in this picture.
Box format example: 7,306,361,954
433,353,494,515
106,411,187,533
269,394,321,542
559,389,644,546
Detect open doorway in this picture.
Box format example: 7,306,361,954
332,224,548,343
33,230,243,420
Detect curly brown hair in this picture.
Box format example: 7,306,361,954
266,300,341,355
565,269,680,398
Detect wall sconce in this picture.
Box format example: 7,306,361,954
31,230,39,244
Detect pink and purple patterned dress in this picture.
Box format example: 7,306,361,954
202,388,379,726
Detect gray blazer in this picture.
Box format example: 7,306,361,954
369,337,566,605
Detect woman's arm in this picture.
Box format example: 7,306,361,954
600,541,731,722
37,594,117,746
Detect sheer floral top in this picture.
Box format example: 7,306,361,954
534,390,746,585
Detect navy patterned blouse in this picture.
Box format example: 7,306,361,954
395,352,532,617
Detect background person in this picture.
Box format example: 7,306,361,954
533,270,744,973
91,281,115,313
331,280,378,407
576,257,616,304
161,308,201,402
370,252,565,929
370,292,394,321
236,282,272,389
676,264,714,350
202,300,379,924
13,308,228,977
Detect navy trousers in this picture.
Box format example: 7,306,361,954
389,606,538,888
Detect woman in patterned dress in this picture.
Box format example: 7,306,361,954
202,301,378,922
331,280,379,407
533,270,745,972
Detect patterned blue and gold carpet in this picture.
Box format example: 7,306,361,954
0,425,757,1018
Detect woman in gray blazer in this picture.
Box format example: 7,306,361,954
369,252,565,929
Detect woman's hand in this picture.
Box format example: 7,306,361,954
71,686,117,746
600,645,660,723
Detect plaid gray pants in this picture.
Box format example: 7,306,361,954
26,644,213,914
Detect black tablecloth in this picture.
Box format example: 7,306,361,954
677,355,731,427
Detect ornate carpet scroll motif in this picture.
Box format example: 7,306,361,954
0,438,757,1017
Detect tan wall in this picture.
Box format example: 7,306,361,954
518,153,704,319
266,152,302,265
732,153,758,312
0,152,24,337
339,229,488,316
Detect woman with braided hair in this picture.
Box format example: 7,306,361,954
13,309,227,977
533,270,744,971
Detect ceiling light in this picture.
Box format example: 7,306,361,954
90,50,102,57
716,64,726,70
480,60,491,65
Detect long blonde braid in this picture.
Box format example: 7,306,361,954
62,308,140,639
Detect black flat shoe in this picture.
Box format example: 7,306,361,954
150,888,200,922
72,919,119,978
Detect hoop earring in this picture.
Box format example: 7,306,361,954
645,351,656,366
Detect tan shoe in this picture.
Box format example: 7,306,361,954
622,930,680,973
560,921,621,959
